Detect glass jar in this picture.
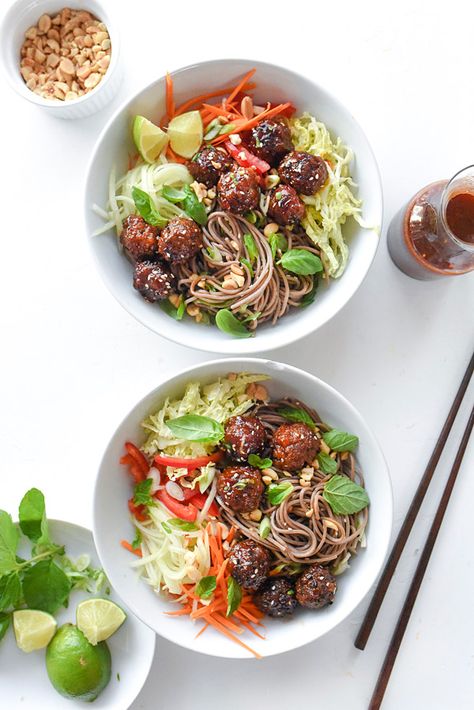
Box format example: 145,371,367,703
387,165,474,280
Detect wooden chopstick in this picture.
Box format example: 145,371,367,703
355,350,474,650
368,404,474,709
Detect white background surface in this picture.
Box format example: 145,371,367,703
1,0,473,708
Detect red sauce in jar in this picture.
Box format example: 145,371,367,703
445,192,474,244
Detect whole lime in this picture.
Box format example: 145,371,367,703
46,624,111,702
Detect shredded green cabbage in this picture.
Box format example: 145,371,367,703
141,373,269,458
289,113,366,278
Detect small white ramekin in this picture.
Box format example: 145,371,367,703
0,0,122,119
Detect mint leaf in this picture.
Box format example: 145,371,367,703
0,573,21,612
131,530,142,550
248,454,272,469
19,488,50,544
317,452,338,475
195,575,216,599
0,613,10,642
267,481,294,506
243,233,258,263
0,511,20,575
133,479,153,506
322,429,359,452
226,576,242,617
22,559,71,614
322,475,369,515
277,405,315,428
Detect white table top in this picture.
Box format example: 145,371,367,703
1,0,473,707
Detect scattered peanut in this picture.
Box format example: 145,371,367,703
168,294,181,308
263,222,279,237
262,468,278,480
240,95,254,120
249,509,262,522
186,304,200,318
319,440,331,455
245,382,269,402
262,475,273,486
19,8,112,101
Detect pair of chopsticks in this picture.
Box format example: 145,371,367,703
355,350,474,709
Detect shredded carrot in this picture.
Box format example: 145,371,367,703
195,621,210,639
172,82,255,119
120,540,142,557
212,102,292,144
165,145,187,164
224,69,256,108
165,72,175,120
165,606,193,616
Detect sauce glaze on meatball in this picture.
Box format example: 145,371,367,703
188,146,234,187
120,214,158,261
217,167,260,213
244,118,293,167
295,564,336,609
224,415,267,462
272,423,319,472
217,465,263,513
133,260,175,302
254,577,298,617
278,151,328,196
227,539,270,591
267,184,305,225
157,217,203,263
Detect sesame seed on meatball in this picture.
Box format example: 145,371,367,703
120,214,158,261
278,151,328,196
295,564,337,609
228,539,271,591
217,465,263,513
188,146,234,187
132,259,175,302
272,423,319,472
157,216,203,264
267,184,305,226
254,577,298,617
217,167,260,214
224,415,267,462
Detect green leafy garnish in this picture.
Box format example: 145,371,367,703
248,454,272,469
268,232,287,260
243,233,258,263
167,518,199,532
278,249,323,275
0,573,21,612
215,309,252,339
182,185,207,226
160,297,185,321
299,282,318,307
132,186,168,227
322,475,369,515
258,516,271,540
22,559,72,615
131,530,142,550
244,210,257,224
196,575,216,599
317,452,338,475
240,258,254,277
161,522,172,534
0,613,10,642
0,511,20,575
277,405,315,428
322,429,359,452
226,577,242,617
267,481,294,505
19,488,50,545
166,414,224,443
133,479,154,506
162,185,187,203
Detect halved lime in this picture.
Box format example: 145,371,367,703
167,110,203,158
13,609,57,653
46,624,111,702
133,115,169,163
76,598,126,645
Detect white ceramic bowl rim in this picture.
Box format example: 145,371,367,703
84,58,383,354
0,0,120,109
93,357,393,659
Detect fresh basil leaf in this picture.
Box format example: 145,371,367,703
277,405,315,428
243,233,258,263
166,414,224,443
317,452,338,475
160,297,185,321
133,479,153,506
162,185,186,203
226,576,242,617
322,475,369,515
267,481,294,506
19,488,50,544
278,249,323,275
0,572,21,612
132,186,168,227
240,258,254,277
22,559,71,614
215,309,252,339
322,429,359,452
161,522,171,534
182,185,207,226
168,518,199,532
269,232,287,260
0,511,20,575
0,612,10,642
259,515,271,540
131,529,142,550
248,454,273,469
300,281,318,307
196,575,216,599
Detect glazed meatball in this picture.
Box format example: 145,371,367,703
188,146,234,187
217,465,263,513
217,167,260,213
228,539,271,591
224,415,267,462
254,577,298,617
267,184,305,226
120,214,158,261
272,423,319,472
278,151,328,196
295,564,337,609
244,118,293,167
157,217,203,264
133,260,175,302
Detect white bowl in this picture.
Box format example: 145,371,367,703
0,0,122,119
85,58,382,354
93,358,392,659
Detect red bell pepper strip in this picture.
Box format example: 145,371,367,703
125,442,150,475
128,498,148,522
153,452,222,469
120,454,146,484
181,488,199,502
192,492,219,518
224,141,270,174
155,489,198,521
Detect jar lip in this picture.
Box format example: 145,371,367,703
440,165,474,253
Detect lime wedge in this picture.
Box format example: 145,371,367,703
167,110,203,159
133,115,169,163
13,609,57,652
76,599,126,645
